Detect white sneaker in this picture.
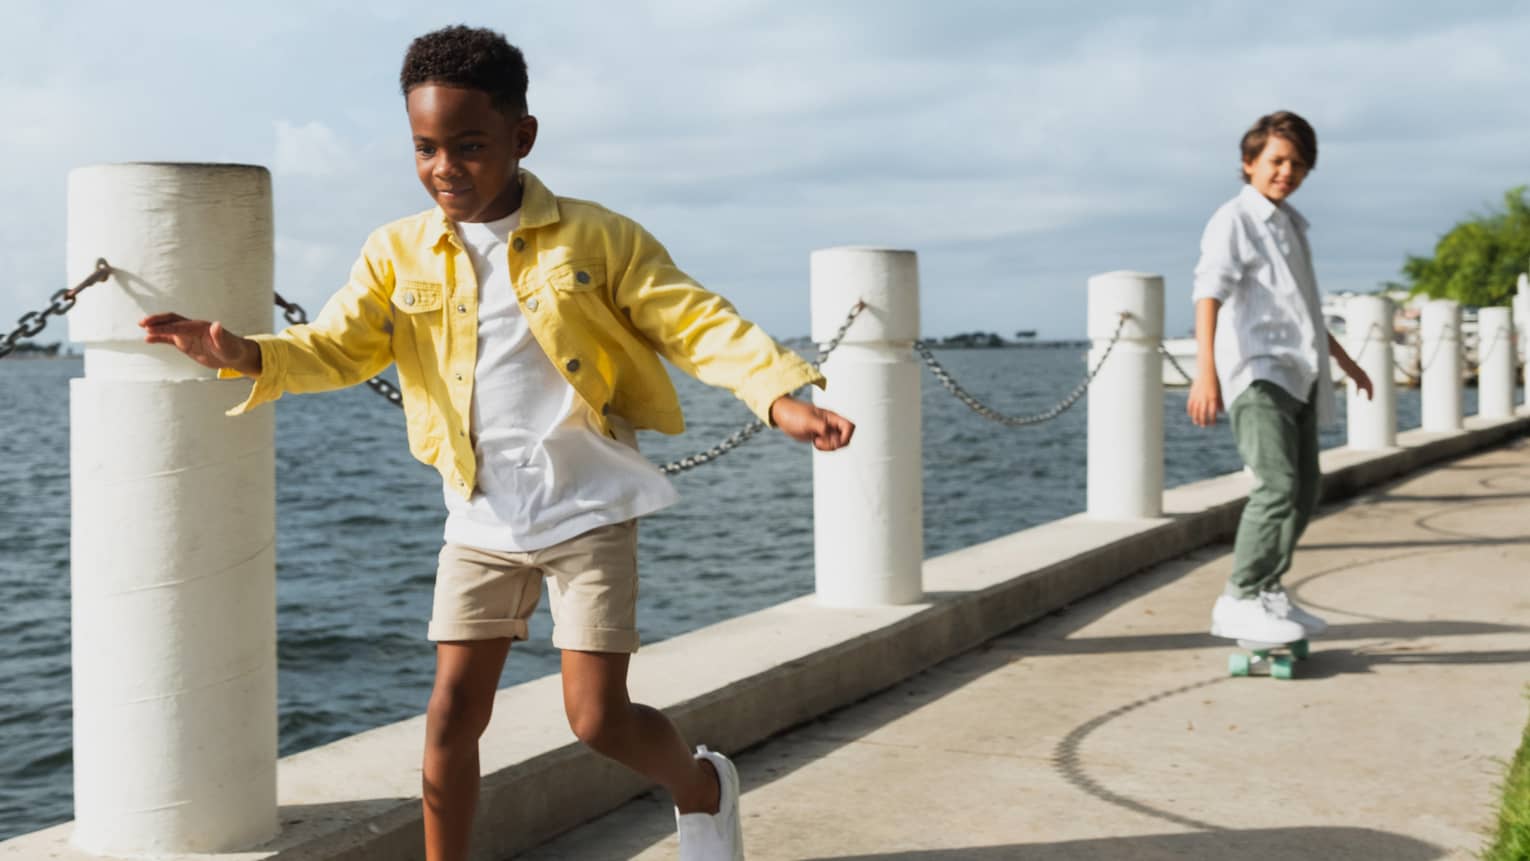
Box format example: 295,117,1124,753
676,745,744,861
1210,594,1307,643
1260,586,1328,636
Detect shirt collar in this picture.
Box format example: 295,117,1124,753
1238,183,1309,231
432,168,561,248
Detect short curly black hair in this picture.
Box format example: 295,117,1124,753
400,25,528,116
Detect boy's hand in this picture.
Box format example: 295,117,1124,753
1186,375,1223,427
139,313,262,376
770,396,855,451
1347,365,1375,401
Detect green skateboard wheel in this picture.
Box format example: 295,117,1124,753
1229,654,1251,676
1271,656,1295,680
1290,640,1310,660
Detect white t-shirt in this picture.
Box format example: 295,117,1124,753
442,211,679,552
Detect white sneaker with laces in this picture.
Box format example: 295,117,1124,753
676,745,744,861
1210,594,1307,643
1260,586,1328,636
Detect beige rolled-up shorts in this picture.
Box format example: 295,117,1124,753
428,520,639,653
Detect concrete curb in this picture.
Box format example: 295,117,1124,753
6,412,1526,860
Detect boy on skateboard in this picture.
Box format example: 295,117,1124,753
1186,111,1373,646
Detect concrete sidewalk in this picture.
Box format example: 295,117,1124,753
528,438,1530,861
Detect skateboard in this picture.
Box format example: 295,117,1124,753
1227,638,1310,680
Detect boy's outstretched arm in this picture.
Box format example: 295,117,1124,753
770,395,854,451
1187,297,1223,427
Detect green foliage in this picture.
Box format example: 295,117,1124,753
1483,694,1530,861
1403,187,1530,307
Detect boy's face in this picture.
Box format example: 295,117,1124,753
406,84,537,223
1243,135,1309,204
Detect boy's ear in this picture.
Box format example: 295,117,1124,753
514,115,538,159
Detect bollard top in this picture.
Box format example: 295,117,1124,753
809,247,919,343
811,246,917,259
1087,270,1163,283
1085,271,1164,340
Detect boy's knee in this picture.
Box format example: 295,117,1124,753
426,682,495,746
1245,483,1297,520
565,695,625,752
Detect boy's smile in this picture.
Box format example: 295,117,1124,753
406,83,537,223
1243,135,1309,204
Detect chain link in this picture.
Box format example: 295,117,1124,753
273,291,404,406
658,300,868,475
0,259,112,359
913,312,1131,428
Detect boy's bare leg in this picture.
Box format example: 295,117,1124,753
423,639,513,861
561,650,721,814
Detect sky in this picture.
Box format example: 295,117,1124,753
2,1,1527,342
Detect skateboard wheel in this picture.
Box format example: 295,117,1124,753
1290,640,1310,660
1271,656,1295,680
1229,654,1251,677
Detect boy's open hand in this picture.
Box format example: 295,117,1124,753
770,396,855,451
139,313,262,376
1186,375,1223,428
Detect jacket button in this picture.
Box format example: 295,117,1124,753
403,293,416,306
457,304,467,313
526,298,539,311
575,270,591,284
512,237,526,252
566,358,581,373
455,373,463,382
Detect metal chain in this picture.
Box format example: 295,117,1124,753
272,292,403,406
658,300,869,475
1476,323,1511,366
0,259,112,359
1331,322,1385,382
913,312,1130,428
1414,323,1458,377
1160,344,1194,385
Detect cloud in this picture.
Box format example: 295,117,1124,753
2,2,1528,342
273,120,355,179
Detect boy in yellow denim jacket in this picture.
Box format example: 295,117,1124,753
141,25,852,861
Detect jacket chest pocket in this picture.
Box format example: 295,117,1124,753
391,280,446,381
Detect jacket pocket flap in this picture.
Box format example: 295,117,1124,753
548,261,606,294
393,281,444,313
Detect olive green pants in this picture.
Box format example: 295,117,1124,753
1227,380,1322,598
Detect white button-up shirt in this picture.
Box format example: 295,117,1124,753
1192,184,1335,425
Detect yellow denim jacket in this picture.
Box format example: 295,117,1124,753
223,170,825,498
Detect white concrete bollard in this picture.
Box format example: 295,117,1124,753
1477,306,1515,418
1518,276,1530,396
67,164,277,854
1345,295,1396,449
1086,271,1163,519
810,248,922,606
1421,299,1463,432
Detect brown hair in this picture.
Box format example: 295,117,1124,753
1240,111,1317,181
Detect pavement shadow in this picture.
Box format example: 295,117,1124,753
998,619,1530,658
802,826,1445,860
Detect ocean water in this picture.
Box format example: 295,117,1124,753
0,349,1462,839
